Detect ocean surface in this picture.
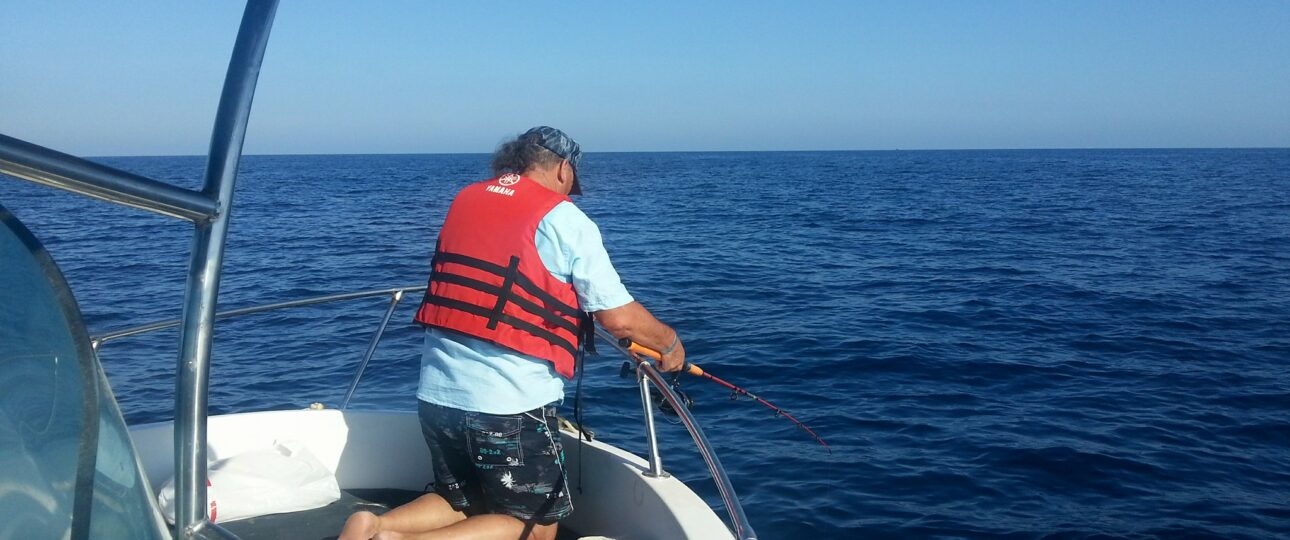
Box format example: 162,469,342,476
2,149,1288,539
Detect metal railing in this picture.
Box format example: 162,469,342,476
595,327,757,540
91,285,422,411
0,2,279,537
0,134,218,222
92,287,755,539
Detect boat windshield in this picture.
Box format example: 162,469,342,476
0,204,168,539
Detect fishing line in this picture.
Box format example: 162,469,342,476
618,338,831,453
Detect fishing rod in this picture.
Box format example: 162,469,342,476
618,337,831,453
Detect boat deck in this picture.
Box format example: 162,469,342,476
216,488,419,540
215,488,585,540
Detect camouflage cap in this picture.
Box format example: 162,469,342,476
524,126,583,194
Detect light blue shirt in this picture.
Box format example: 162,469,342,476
417,200,633,414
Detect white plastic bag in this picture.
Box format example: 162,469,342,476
157,440,341,523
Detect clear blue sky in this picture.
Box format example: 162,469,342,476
2,1,1287,156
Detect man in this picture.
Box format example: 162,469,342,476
340,126,685,540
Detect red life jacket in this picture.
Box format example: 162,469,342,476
413,174,584,379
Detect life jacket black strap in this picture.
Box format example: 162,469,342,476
429,268,580,336
421,293,580,359
433,251,581,318
487,256,522,330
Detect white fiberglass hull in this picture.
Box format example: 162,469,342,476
129,408,732,539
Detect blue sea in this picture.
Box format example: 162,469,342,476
2,149,1288,539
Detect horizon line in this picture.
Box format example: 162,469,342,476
87,146,1290,160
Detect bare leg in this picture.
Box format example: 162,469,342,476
338,511,381,540
339,493,467,540
374,513,557,540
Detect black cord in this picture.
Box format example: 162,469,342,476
574,348,585,494
572,312,596,494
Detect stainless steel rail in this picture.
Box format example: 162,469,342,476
340,288,410,409
174,3,278,535
594,328,758,540
0,134,219,222
91,286,425,348
0,2,280,537
92,285,425,413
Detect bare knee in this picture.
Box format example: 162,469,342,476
521,522,559,540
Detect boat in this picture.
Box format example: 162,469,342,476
0,1,755,539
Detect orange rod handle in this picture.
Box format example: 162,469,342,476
624,340,660,359
619,338,704,376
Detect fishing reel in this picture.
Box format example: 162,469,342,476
652,375,694,418
620,361,694,418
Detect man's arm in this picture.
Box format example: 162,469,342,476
594,301,685,372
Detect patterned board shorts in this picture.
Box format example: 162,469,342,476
417,400,573,525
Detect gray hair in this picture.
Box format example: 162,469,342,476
491,132,563,175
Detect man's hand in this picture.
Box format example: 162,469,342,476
657,336,685,373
